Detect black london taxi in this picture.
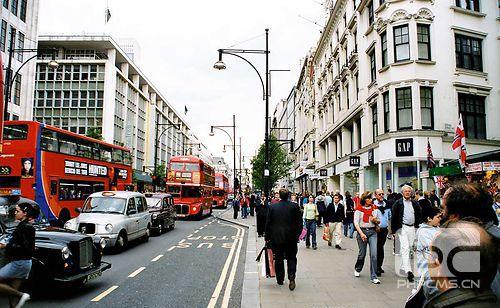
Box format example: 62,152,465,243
0,196,111,287
144,193,176,235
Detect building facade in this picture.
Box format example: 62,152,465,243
293,0,500,195
34,35,192,189
1,0,39,120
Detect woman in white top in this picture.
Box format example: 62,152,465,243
302,196,318,250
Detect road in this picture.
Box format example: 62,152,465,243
29,210,247,308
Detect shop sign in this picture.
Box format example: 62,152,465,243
349,156,360,167
465,162,482,173
368,149,374,165
65,160,108,177
396,138,413,157
319,169,328,177
482,162,500,171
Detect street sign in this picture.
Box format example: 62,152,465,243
319,169,327,177
264,169,269,176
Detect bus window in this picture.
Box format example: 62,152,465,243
3,125,28,140
50,180,58,195
59,134,77,156
59,180,104,200
77,141,93,159
112,148,123,164
100,145,112,162
170,163,183,171
92,146,101,160
41,128,58,152
170,163,198,171
182,186,202,198
123,150,131,165
167,185,180,196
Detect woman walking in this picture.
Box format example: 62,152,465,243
256,195,268,237
303,195,319,250
344,191,355,238
233,193,240,219
0,202,40,308
353,191,380,284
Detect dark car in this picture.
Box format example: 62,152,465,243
0,196,111,288
144,193,176,235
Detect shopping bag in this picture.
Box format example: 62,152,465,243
322,223,331,241
299,227,307,241
267,247,276,277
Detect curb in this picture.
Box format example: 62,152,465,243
214,210,261,308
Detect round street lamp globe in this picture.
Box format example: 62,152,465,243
213,60,226,70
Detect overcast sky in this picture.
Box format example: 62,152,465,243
38,0,325,169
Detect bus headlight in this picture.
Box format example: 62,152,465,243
61,247,70,260
193,207,197,212
105,224,113,233
100,238,106,249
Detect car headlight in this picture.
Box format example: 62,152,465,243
152,213,158,220
64,221,75,230
105,224,113,233
61,247,70,260
100,238,106,249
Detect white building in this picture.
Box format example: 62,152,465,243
1,0,39,120
294,0,500,194
34,35,192,190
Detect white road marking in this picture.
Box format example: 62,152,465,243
179,239,186,244
188,234,193,237
207,225,242,308
222,228,245,308
128,267,146,278
194,230,199,233
167,246,176,252
91,285,118,302
151,254,163,262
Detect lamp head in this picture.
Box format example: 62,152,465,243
48,60,59,70
213,50,226,70
209,126,215,136
222,146,226,153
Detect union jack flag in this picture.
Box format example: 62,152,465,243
427,138,435,169
452,114,467,170
434,176,445,189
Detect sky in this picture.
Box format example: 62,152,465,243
38,0,325,170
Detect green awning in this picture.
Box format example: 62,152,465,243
429,164,463,177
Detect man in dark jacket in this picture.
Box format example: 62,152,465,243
391,184,421,283
265,188,302,291
324,193,345,249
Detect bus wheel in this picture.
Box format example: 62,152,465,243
196,208,204,220
209,207,212,216
115,231,128,252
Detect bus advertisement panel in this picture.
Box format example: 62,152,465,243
213,173,228,208
0,121,133,224
166,156,214,219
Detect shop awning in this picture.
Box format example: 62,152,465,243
429,164,463,177
429,149,500,177
133,169,152,183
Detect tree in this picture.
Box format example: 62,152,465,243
251,136,293,192
86,127,103,140
153,163,167,189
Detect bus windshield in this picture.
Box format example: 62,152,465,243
3,125,28,140
182,186,203,198
213,190,225,197
82,197,126,214
170,163,199,171
167,185,181,196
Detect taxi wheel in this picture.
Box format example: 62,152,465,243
116,232,128,252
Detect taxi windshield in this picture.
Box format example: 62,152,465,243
145,197,162,209
82,197,126,214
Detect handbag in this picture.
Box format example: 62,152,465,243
299,227,307,241
256,245,275,278
322,223,331,241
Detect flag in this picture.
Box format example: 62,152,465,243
184,105,188,115
434,176,445,189
426,138,436,169
105,7,111,23
452,114,467,170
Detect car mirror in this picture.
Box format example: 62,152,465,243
75,208,81,213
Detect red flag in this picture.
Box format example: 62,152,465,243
452,114,467,170
427,138,435,169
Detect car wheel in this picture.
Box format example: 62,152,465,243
170,220,175,230
116,231,128,252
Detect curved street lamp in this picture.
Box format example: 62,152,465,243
153,115,180,192
209,115,238,194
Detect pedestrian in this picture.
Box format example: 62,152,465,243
373,188,391,276
271,191,280,204
428,189,440,207
492,192,500,226
315,192,326,227
391,184,421,283
324,193,345,249
0,202,40,308
344,191,355,238
353,191,381,284
265,188,302,291
249,193,256,216
324,191,332,208
415,189,433,214
233,193,240,219
241,195,249,219
302,195,319,250
256,194,268,237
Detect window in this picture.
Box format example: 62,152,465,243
19,0,26,22
455,34,482,71
458,93,486,139
10,0,17,16
0,20,6,52
396,87,412,130
3,124,28,140
455,0,480,12
368,1,374,25
383,91,390,133
2,0,8,9
372,104,378,141
417,24,431,60
420,87,433,129
394,25,410,62
346,84,350,109
16,32,24,61
13,74,21,106
381,31,388,67
355,73,359,99
369,49,376,82
7,26,15,51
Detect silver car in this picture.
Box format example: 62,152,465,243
65,191,151,251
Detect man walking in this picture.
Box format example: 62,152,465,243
374,189,391,276
265,188,302,290
324,193,345,249
391,185,421,282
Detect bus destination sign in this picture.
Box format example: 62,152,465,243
65,160,108,177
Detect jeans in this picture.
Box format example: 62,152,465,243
305,219,317,247
377,227,389,271
355,228,378,280
344,222,354,238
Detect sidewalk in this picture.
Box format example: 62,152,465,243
216,209,411,308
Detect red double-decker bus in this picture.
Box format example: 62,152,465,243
213,173,229,209
166,156,214,219
0,121,133,223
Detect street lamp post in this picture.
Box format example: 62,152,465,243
210,114,237,195
214,29,270,198
153,113,180,192
183,142,202,156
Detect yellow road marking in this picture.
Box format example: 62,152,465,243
151,254,163,262
91,285,118,302
128,267,146,278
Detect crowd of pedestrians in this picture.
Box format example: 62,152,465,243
244,182,499,307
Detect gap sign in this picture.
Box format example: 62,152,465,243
396,138,413,157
